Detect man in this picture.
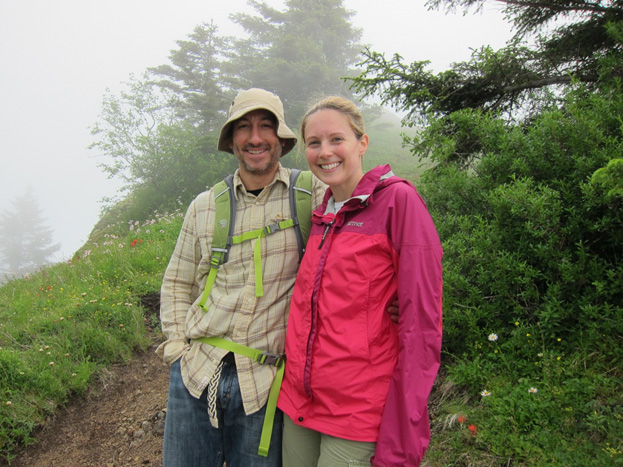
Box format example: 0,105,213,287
157,88,326,467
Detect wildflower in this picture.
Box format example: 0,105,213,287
49,362,55,366
529,387,538,394
526,333,531,337
557,338,562,342
480,390,492,397
514,321,519,326
468,424,477,435
457,416,466,424
6,401,11,406
130,239,138,247
488,333,498,342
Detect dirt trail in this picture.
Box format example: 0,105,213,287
5,337,169,467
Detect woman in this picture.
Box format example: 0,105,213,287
277,97,443,466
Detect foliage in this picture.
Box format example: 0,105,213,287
230,0,365,124
0,209,184,462
350,0,623,124
0,189,60,279
348,3,623,461
91,2,372,223
89,74,238,222
416,79,623,464
89,74,186,189
148,21,236,133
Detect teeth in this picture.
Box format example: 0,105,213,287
321,162,341,170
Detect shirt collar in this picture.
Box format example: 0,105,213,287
232,164,288,200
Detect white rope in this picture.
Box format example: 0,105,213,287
207,360,224,428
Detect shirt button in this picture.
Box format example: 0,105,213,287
298,417,304,422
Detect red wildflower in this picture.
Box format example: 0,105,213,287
130,239,138,247
457,416,466,424
468,424,478,435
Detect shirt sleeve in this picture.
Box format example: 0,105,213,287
156,194,206,364
372,184,443,467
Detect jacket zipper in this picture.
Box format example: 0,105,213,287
304,218,335,397
318,219,334,250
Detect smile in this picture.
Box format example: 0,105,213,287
247,148,267,155
320,162,341,170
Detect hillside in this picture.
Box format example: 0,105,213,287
5,336,168,467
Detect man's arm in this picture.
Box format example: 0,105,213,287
156,197,204,364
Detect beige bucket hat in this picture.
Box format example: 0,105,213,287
218,88,297,156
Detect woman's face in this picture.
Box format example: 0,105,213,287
303,109,368,202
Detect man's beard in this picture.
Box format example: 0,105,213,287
236,144,282,176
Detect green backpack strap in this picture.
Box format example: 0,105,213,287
198,169,312,309
289,169,313,262
198,175,236,310
196,336,285,457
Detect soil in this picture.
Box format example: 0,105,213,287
4,294,170,467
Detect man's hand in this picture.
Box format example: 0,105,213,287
387,299,399,324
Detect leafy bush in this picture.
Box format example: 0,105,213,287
420,82,623,464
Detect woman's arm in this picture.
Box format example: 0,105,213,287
372,184,443,467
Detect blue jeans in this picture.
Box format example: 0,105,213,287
163,359,283,467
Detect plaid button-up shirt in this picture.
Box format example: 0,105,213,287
157,165,325,415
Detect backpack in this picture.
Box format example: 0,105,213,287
198,169,313,309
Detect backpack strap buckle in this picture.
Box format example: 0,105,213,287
258,353,285,367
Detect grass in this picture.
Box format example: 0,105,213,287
0,209,184,462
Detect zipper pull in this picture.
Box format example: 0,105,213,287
318,220,334,249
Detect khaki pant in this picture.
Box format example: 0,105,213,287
282,415,376,467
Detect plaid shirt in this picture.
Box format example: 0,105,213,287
157,165,325,415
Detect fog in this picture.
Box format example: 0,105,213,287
0,0,512,263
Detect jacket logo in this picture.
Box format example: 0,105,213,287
346,221,363,227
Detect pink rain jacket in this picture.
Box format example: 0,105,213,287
278,165,443,466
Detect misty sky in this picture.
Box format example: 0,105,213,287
0,0,512,262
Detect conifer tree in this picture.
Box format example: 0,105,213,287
352,0,623,123
148,21,235,134
230,0,364,124
0,189,60,277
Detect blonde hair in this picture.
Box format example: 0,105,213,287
300,96,365,144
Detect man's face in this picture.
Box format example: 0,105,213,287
230,109,284,185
